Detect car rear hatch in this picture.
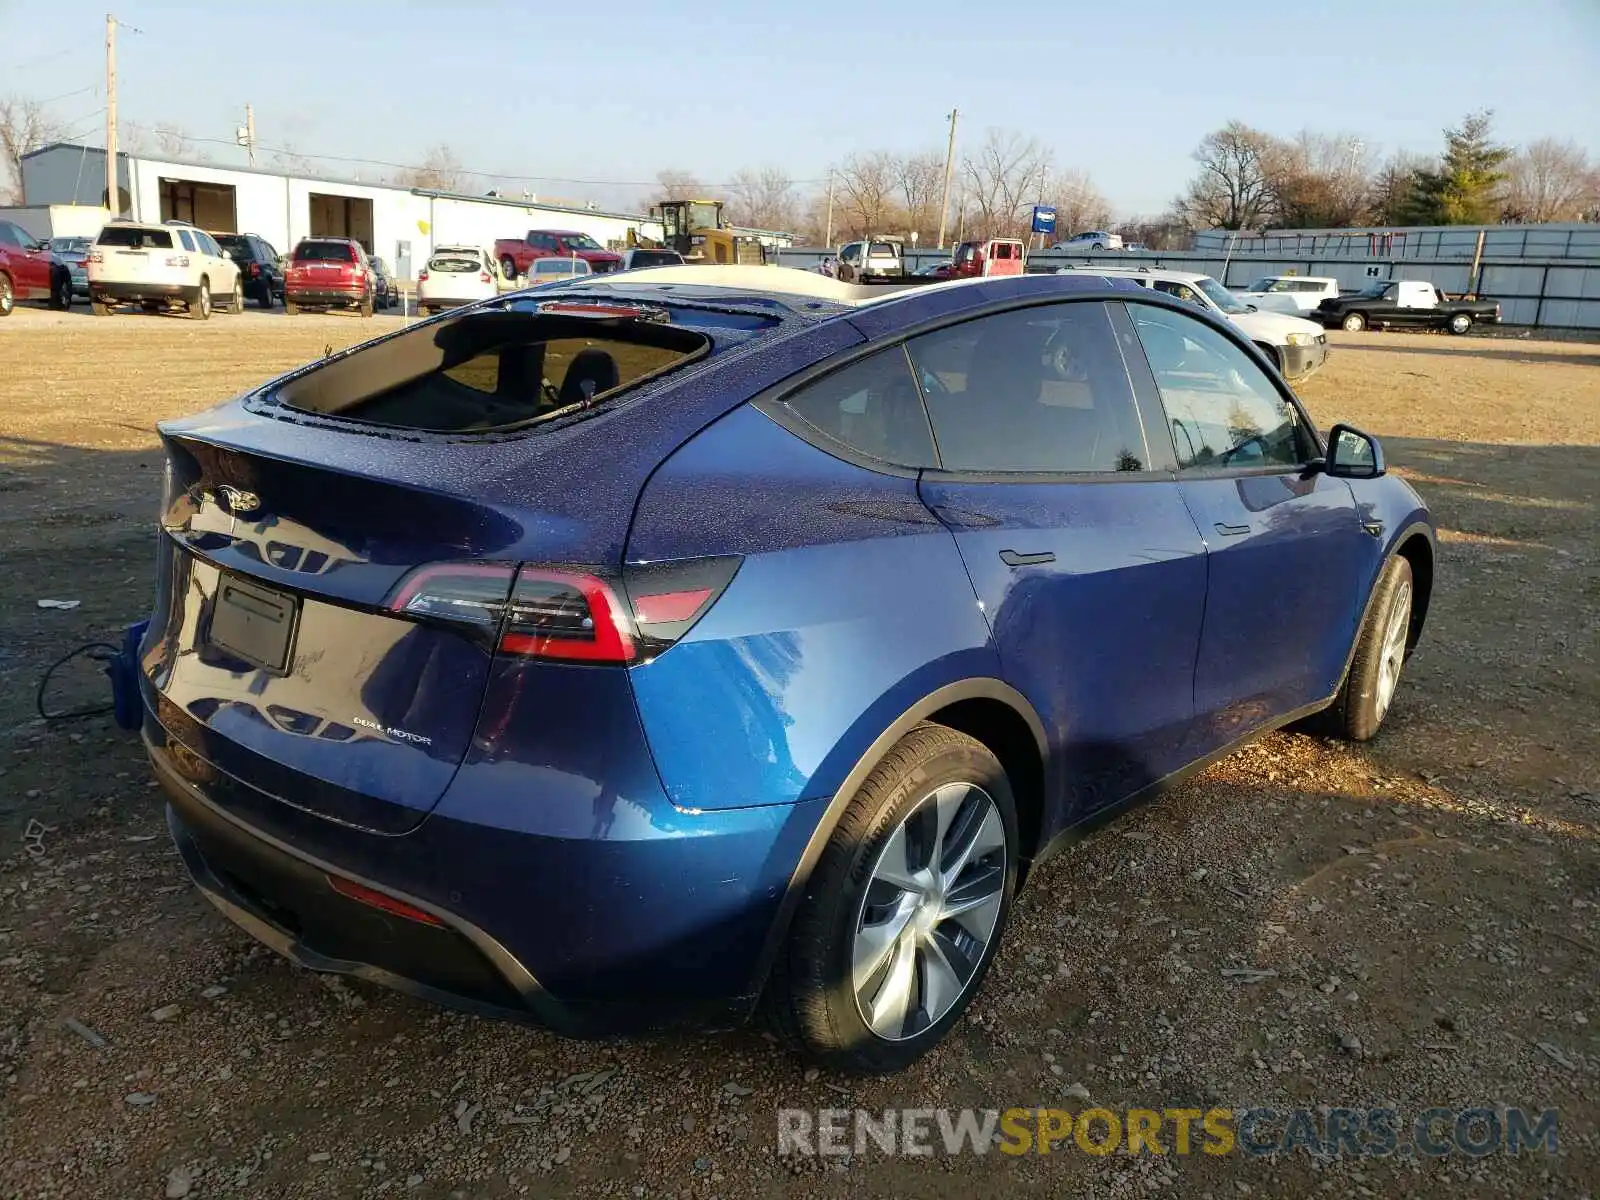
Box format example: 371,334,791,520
288,241,360,291
92,227,179,283
143,303,717,835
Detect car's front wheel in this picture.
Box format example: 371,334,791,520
1448,313,1473,335
768,724,1018,1073
1341,312,1367,332
1321,554,1414,741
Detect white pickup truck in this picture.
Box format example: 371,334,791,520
1235,275,1340,315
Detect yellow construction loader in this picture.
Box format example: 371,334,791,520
643,200,767,266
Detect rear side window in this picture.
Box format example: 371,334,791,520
908,301,1148,474
97,226,174,249
176,230,196,252
294,240,355,262
868,242,897,257
1127,303,1306,472
784,348,936,468
0,223,19,247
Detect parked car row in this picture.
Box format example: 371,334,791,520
0,218,74,315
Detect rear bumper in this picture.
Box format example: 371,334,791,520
92,280,191,303
144,700,823,1034
286,287,367,306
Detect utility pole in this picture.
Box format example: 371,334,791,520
936,107,959,249
823,169,835,250
104,14,118,216
244,105,257,167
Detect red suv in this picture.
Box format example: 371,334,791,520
0,219,73,315
284,238,375,317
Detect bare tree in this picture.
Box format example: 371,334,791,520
724,166,797,231
835,151,899,237
1175,121,1278,230
394,143,467,192
1502,138,1596,222
152,122,200,160
961,128,1051,239
1266,131,1374,228
1043,167,1112,238
270,143,316,176
893,149,944,242
656,169,706,201
0,95,67,204
1367,151,1429,226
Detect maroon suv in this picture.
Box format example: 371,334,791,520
284,238,375,317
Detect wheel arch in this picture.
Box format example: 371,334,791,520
1393,526,1434,649
746,677,1047,1000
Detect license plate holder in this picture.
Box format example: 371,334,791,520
208,575,298,672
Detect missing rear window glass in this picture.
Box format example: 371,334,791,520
275,309,709,433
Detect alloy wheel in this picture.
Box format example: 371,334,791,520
852,782,1007,1041
1374,578,1412,720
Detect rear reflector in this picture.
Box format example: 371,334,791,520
631,588,713,625
327,875,444,926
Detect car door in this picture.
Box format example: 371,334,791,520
911,299,1209,823
1123,299,1377,753
1,222,50,297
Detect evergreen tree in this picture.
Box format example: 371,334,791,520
1402,111,1512,225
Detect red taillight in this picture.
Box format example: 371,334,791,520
327,875,443,926
418,270,429,282
384,557,740,664
480,271,492,283
249,263,261,277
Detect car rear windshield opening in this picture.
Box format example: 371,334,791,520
429,255,481,273
274,309,710,433
97,226,173,249
294,241,356,262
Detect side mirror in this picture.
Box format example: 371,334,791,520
1325,423,1385,479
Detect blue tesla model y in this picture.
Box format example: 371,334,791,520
142,266,1433,1072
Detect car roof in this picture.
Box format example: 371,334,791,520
1060,265,1213,283
432,244,481,253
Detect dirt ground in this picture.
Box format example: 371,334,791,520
0,305,1596,1199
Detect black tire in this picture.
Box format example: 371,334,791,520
256,281,274,309
359,290,374,318
189,278,211,321
1254,342,1283,373
284,298,300,316
1341,312,1366,333
0,272,13,317
1318,555,1415,742
1091,242,1104,250
228,278,244,314
49,270,72,310
1448,313,1472,335
500,256,518,281
766,723,1019,1074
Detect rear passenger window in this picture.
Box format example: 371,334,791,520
1127,303,1307,472
906,301,1149,473
177,230,196,252
784,348,936,468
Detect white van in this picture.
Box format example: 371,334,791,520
1057,265,1328,380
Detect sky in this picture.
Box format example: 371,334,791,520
3,0,1598,217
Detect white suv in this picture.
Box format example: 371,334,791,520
87,220,243,319
1057,265,1328,380
417,245,499,314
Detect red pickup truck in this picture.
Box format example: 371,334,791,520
494,231,621,281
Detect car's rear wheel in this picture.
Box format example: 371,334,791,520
1341,312,1366,332
1448,313,1472,335
1320,555,1414,742
189,278,211,321
228,278,244,313
0,272,13,317
50,271,72,310
500,256,517,281
284,297,299,316
359,290,374,318
255,280,273,308
767,724,1017,1073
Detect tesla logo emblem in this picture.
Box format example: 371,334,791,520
216,485,260,516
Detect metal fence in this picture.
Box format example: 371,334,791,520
1191,223,1600,262
770,247,1600,330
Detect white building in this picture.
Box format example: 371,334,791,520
14,143,665,279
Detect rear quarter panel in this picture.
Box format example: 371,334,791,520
626,402,998,812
